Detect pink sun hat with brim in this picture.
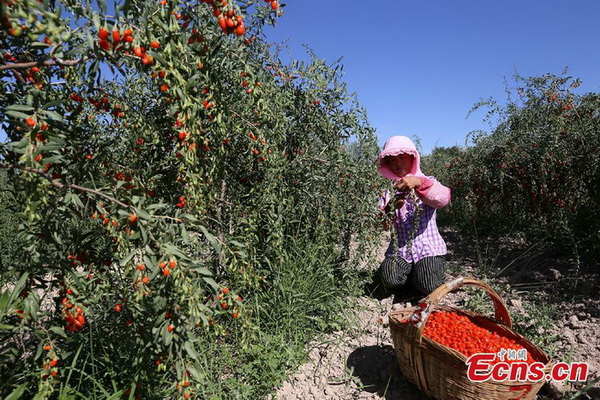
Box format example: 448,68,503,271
378,136,425,180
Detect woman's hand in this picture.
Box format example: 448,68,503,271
393,176,423,192
392,177,423,209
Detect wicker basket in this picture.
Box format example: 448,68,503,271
388,277,553,400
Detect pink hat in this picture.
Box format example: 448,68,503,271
378,136,424,180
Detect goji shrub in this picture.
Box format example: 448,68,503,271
0,0,381,397
424,73,600,260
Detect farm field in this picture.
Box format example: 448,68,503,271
1,0,599,399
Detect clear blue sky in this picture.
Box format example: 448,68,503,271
263,0,600,154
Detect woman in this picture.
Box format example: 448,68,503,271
377,135,451,295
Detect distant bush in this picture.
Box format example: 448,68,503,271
424,73,600,259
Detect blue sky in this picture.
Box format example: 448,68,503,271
263,0,600,154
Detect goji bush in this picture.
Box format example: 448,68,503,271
0,0,381,397
425,73,600,260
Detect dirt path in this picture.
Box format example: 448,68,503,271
273,229,600,400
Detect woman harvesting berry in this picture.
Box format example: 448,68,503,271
377,135,451,296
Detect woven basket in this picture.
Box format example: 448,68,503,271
389,277,553,400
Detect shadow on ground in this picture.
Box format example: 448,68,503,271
346,345,430,400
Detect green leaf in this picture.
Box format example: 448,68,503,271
34,341,44,361
186,366,203,382
183,213,197,222
88,59,100,81
162,244,187,260
234,249,248,257
30,42,51,49
199,226,221,254
153,296,167,310
185,75,200,91
120,250,136,266
50,326,67,338
174,86,184,101
136,209,151,220
52,232,63,245
228,240,246,248
69,193,84,208
164,328,172,346
26,297,40,322
148,50,168,67
5,110,31,120
42,110,64,122
0,292,9,311
94,0,107,14
151,16,169,33
202,277,218,291
42,141,65,152
190,266,211,276
7,104,35,112
140,226,148,244
142,254,155,269
8,273,29,307
184,341,200,360
84,29,94,49
5,384,27,400
144,245,155,256
40,155,64,164
42,100,67,109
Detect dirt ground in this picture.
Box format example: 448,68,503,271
273,229,600,400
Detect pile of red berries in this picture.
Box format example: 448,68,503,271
61,298,86,332
422,311,536,364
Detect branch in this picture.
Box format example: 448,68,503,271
0,163,129,208
0,57,87,72
231,110,260,129
152,215,182,222
11,68,26,83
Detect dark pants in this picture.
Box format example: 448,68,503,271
379,255,445,295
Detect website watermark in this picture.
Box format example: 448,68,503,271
466,349,589,383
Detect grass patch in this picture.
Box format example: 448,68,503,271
188,238,362,399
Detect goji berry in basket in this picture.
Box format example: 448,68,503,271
422,311,536,364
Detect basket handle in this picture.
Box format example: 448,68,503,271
413,276,512,342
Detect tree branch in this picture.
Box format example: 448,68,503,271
0,163,129,208
231,110,260,129
0,57,86,72
10,68,26,83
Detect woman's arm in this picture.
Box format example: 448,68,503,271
415,177,451,209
